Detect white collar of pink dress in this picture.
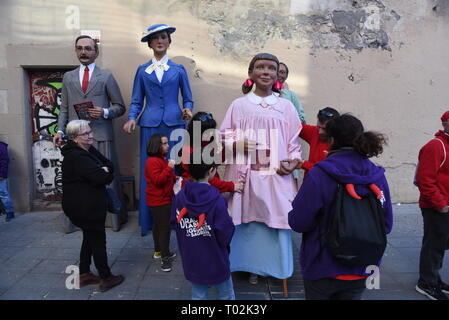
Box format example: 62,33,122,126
247,92,279,106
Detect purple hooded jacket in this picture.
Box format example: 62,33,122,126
0,142,9,179
171,181,235,285
288,149,393,281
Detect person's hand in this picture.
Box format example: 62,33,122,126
276,159,301,176
87,106,104,119
53,132,63,147
123,120,136,134
182,108,192,121
438,205,449,213
168,159,176,168
234,181,245,193
234,138,257,153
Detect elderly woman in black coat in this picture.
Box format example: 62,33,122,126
61,119,124,292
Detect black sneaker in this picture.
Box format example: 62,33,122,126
161,258,172,272
439,281,449,294
416,283,449,300
167,252,176,259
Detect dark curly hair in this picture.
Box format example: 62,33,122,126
326,114,388,158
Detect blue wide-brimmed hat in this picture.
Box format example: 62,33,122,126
141,24,176,42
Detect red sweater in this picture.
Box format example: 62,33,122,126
144,156,176,207
299,124,331,176
416,131,449,210
180,145,234,193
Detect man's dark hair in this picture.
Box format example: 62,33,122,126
147,133,166,156
75,35,98,53
317,107,340,123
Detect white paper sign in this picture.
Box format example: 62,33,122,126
81,30,101,44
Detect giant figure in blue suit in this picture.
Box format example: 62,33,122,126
123,24,193,236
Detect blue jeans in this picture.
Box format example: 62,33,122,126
191,277,235,300
0,178,14,213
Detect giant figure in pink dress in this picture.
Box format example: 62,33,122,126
220,53,302,284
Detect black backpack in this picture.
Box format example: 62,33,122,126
327,184,387,267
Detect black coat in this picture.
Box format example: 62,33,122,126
61,141,114,229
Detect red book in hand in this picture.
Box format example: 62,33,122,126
73,101,94,120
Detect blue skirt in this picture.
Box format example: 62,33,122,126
139,123,185,236
229,222,293,279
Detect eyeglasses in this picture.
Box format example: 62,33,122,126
78,130,93,137
318,109,336,118
198,113,213,122
76,46,95,52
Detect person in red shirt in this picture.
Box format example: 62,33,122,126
294,107,340,178
176,112,243,193
415,111,449,300
144,133,177,272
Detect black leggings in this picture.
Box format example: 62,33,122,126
150,204,172,258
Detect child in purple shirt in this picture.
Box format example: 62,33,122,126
171,151,235,300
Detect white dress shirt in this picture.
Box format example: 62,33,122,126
79,63,95,87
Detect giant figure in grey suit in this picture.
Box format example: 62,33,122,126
54,35,127,230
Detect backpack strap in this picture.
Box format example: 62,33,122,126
314,184,343,263
414,138,447,187
346,183,382,200
433,138,447,168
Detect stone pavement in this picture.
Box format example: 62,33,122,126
0,203,443,300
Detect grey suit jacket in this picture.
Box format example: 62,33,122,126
58,66,126,141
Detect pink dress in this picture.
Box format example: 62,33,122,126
220,92,302,229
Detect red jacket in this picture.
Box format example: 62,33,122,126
180,145,234,193
416,131,449,210
299,124,331,176
144,156,176,207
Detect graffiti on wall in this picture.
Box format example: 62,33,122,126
30,70,69,201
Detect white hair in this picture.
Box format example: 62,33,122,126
66,120,90,139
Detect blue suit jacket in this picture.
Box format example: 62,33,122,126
128,60,194,127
